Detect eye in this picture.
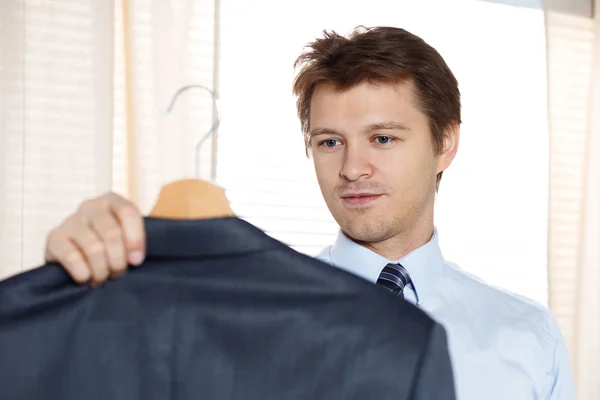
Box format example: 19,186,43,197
320,139,340,148
375,136,393,144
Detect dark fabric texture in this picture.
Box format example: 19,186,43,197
0,217,456,400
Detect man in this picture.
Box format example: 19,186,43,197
44,27,576,399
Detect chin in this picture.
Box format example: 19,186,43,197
337,215,393,243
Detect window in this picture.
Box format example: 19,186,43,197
217,0,550,305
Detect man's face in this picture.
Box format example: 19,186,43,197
309,81,455,244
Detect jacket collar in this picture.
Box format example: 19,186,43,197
144,217,283,259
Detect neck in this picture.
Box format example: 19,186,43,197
352,217,434,260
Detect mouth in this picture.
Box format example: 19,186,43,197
340,193,383,206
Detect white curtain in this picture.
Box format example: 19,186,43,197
0,1,114,278
544,0,600,397
0,0,219,280
112,0,219,212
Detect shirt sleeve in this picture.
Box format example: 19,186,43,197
544,312,577,399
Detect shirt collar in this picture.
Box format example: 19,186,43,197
327,228,445,305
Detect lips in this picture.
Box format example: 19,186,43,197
340,193,383,206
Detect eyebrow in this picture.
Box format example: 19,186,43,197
309,127,340,137
309,121,410,137
365,121,411,132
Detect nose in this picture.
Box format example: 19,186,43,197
340,143,372,181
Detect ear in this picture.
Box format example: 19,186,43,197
436,123,460,174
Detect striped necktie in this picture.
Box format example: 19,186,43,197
376,263,412,297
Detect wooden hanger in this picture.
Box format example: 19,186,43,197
148,84,234,220
149,178,234,220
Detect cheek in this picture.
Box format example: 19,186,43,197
313,155,338,191
379,149,436,192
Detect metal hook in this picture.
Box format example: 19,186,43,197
165,84,221,178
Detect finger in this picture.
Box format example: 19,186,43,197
105,193,146,266
45,229,92,284
68,224,110,285
89,213,128,278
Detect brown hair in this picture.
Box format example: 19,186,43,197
292,26,461,185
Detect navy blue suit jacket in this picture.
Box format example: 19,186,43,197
0,217,456,399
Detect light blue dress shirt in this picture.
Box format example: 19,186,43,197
316,228,577,400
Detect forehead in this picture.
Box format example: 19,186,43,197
309,81,424,128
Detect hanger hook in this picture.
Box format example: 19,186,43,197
165,84,221,178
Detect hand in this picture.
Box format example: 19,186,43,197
44,192,146,286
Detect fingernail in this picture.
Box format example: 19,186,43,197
128,251,144,266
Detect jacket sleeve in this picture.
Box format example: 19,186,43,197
409,322,457,400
